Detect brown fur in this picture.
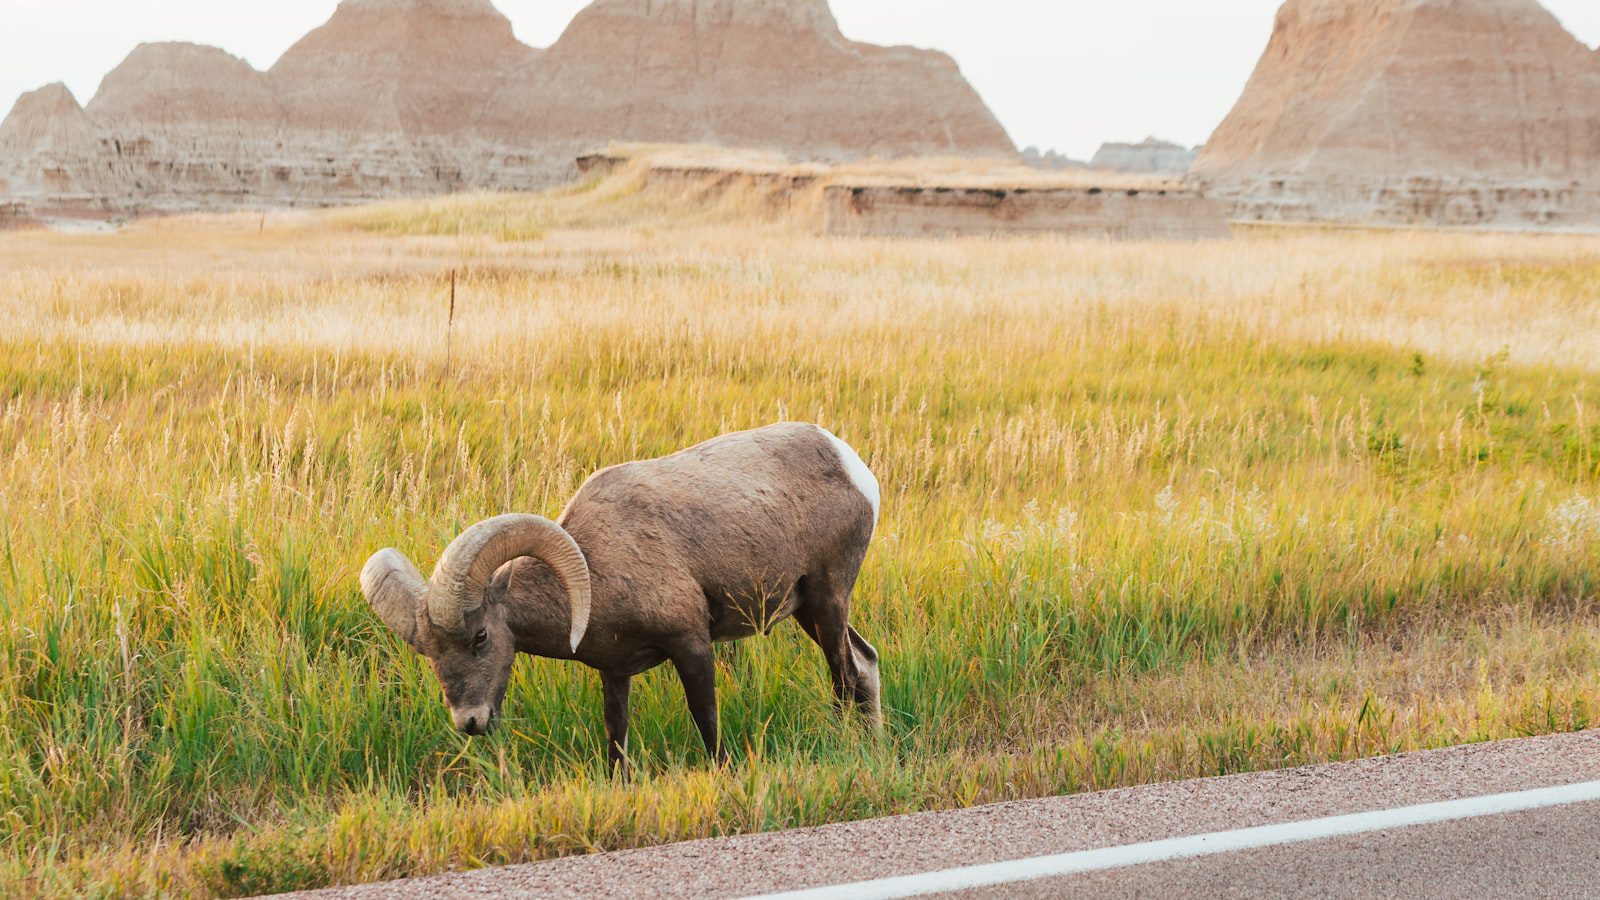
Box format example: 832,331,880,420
389,423,882,768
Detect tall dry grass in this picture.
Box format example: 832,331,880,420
2,170,1600,895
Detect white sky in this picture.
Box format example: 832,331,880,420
3,1,1598,159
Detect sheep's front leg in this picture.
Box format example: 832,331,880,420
602,672,632,778
671,644,725,764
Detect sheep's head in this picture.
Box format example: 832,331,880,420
360,515,592,736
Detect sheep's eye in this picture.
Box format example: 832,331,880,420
472,629,488,650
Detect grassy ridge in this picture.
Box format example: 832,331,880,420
3,178,1600,895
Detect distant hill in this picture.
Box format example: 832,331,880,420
1090,138,1199,175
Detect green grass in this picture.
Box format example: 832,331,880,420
3,179,1600,895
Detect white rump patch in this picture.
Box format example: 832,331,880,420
817,426,880,525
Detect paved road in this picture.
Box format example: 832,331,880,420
972,800,1600,899
287,730,1600,899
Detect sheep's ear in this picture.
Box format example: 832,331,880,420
360,549,427,647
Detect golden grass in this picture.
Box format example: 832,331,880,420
2,169,1600,896
7,201,1600,369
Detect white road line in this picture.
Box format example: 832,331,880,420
748,780,1600,900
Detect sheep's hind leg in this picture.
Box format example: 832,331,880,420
602,672,632,778
846,625,883,732
794,581,883,733
670,642,726,764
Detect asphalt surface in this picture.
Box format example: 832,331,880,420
974,800,1600,899
283,730,1600,899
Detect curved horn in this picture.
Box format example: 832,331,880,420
361,548,427,646
428,514,592,652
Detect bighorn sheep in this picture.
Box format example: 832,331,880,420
361,423,882,769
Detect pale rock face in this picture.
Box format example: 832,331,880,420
79,44,285,210
577,0,846,35
88,43,278,127
491,0,1012,158
1195,0,1600,226
0,84,120,203
1282,0,1562,26
0,84,100,154
271,0,535,135
344,0,508,10
1090,138,1198,175
0,0,1013,214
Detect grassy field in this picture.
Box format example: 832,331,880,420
4,168,1600,896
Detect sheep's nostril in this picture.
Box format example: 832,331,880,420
453,707,494,735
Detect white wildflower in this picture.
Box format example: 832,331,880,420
980,519,1007,544
1542,496,1600,552
1021,499,1042,527
1053,507,1080,542
1155,484,1179,525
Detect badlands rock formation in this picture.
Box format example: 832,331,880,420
271,0,536,137
0,0,1015,215
0,83,117,212
1090,138,1199,175
1195,0,1600,227
88,43,278,129
0,83,102,159
499,0,1012,158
